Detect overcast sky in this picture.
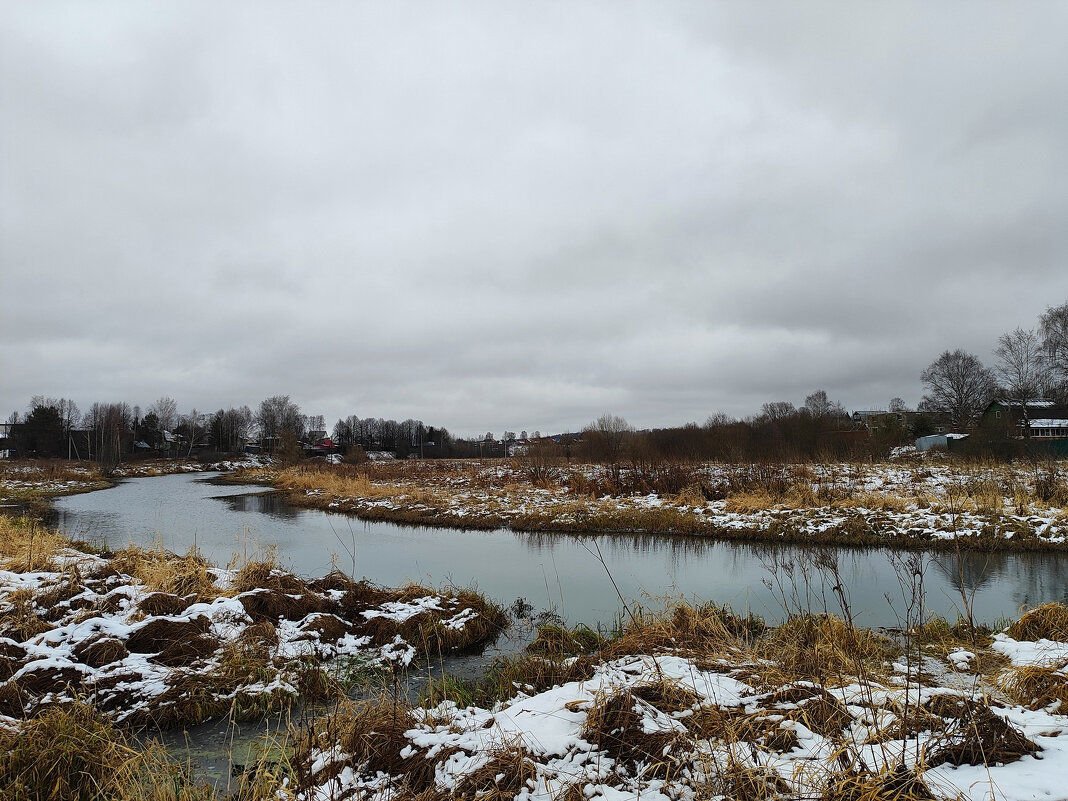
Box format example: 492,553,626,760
2,2,1066,437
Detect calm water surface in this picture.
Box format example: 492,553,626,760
50,472,1068,628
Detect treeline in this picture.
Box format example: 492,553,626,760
918,301,1068,429
7,295,1067,469
566,395,916,469
0,386,924,469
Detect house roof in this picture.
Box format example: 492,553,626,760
994,398,1057,408
1029,419,1068,428
987,400,1068,418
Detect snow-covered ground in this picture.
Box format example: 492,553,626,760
295,619,1068,801
0,536,503,728
270,459,1068,547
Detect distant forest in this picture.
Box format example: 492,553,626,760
5,302,1067,466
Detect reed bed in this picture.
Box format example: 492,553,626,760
239,458,1068,551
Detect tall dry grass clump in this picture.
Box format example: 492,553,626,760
0,701,212,801
1000,665,1068,710
607,602,764,660
763,614,895,683
292,695,438,796
0,516,70,571
110,542,220,601
1004,602,1068,641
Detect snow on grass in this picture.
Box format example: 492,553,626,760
0,534,506,728
259,459,1068,548
296,648,1068,801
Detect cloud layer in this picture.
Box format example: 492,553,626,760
3,2,1067,435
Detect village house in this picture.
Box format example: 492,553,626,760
981,399,1068,440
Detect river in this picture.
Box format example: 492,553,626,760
49,471,1068,629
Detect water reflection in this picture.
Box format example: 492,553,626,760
218,492,302,520
49,472,1068,628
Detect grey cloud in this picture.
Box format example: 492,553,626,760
2,2,1067,434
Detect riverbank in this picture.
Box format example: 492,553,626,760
0,514,507,730
290,602,1068,801
5,516,1068,799
237,458,1068,551
0,457,267,513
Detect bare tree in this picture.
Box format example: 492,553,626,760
255,395,304,448
1040,302,1068,394
209,407,252,453
888,397,909,413
83,402,130,473
804,390,832,418
920,349,995,429
704,412,735,427
760,401,796,421
994,328,1051,435
148,396,178,431
583,413,633,467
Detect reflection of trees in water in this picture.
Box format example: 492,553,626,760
929,551,1004,596
48,507,122,544
515,531,1068,623
514,532,900,611
922,551,1068,616
990,553,1068,611
218,493,302,520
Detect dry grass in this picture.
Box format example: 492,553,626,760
925,698,1040,767
605,602,763,660
293,694,438,796
687,705,802,753
453,654,598,707
526,623,605,656
452,743,538,800
909,616,1009,675
0,516,70,571
766,684,853,738
761,614,896,684
582,682,694,780
356,585,509,656
0,587,53,641
699,756,793,801
822,764,936,801
0,701,212,801
1000,664,1068,710
111,542,220,601
1004,602,1068,641
232,548,308,595
834,492,911,513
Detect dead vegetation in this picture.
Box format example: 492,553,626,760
1004,601,1068,642
292,695,439,797
582,683,693,779
0,701,213,801
240,458,1068,551
0,521,508,736
1000,664,1068,710
286,590,1057,801
0,515,72,572
111,542,219,601
762,613,896,684
925,697,1040,767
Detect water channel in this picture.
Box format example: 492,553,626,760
46,471,1068,789
51,471,1068,629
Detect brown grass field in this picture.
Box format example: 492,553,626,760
228,457,1068,551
